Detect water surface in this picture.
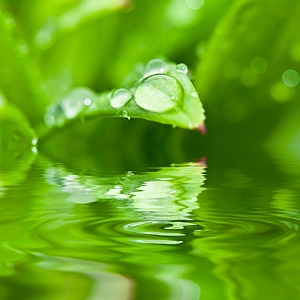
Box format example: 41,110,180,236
1,150,300,300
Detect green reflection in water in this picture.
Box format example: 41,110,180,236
1,155,300,299
0,156,209,299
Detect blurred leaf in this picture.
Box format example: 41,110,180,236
267,100,300,162
195,0,300,145
0,8,50,126
107,0,234,86
31,0,130,92
43,59,205,135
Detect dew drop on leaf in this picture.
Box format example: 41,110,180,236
176,63,189,74
135,74,183,113
121,109,130,120
110,88,132,108
143,59,169,77
44,103,65,127
44,88,95,127
60,88,95,119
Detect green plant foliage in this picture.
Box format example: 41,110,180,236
0,10,49,126
43,59,205,134
1,0,299,154
1,1,300,298
195,0,300,148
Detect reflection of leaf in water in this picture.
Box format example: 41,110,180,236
124,163,206,222
0,100,37,197
44,162,206,223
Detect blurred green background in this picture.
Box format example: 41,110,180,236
1,2,300,299
0,0,300,161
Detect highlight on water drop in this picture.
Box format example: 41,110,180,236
135,74,183,113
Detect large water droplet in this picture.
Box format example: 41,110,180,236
143,59,169,78
282,69,300,87
176,63,189,74
110,88,132,108
135,74,183,113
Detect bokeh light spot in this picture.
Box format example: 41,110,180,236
282,69,300,87
270,82,294,102
223,61,240,80
250,57,268,75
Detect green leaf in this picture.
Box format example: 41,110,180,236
43,59,205,135
194,0,300,146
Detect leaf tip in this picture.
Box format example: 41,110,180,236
195,123,206,135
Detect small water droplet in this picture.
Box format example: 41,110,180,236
135,74,183,113
143,59,169,78
282,69,300,87
121,109,130,120
31,138,38,146
110,88,132,108
45,88,95,127
176,63,189,74
191,91,198,97
31,146,38,154
60,88,95,119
